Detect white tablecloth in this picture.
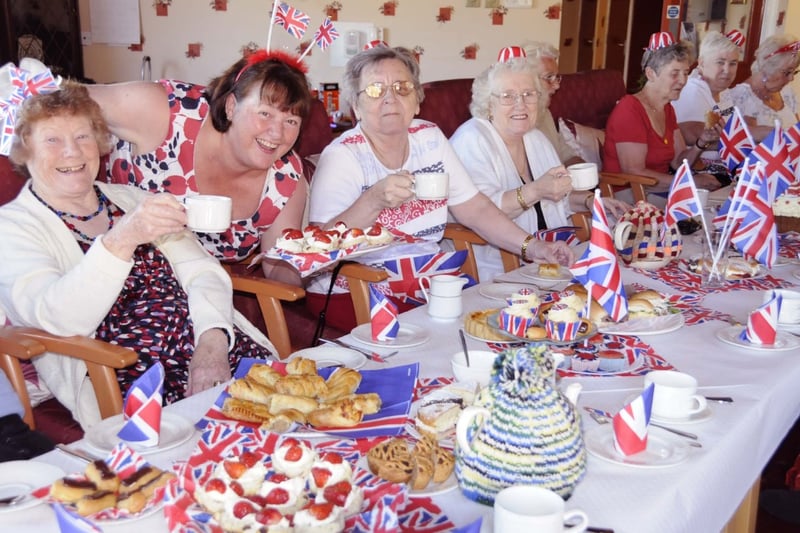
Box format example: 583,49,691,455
4,238,800,533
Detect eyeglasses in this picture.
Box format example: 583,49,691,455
780,69,800,78
491,90,541,106
540,73,562,84
358,81,416,99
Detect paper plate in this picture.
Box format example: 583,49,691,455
289,345,367,369
0,461,64,514
85,412,196,455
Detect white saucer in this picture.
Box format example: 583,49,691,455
519,264,573,283
584,426,690,468
715,325,800,352
651,405,713,425
0,461,64,514
479,283,538,301
85,412,196,455
598,312,684,336
350,322,429,348
289,345,367,369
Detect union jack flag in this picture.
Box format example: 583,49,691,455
729,163,779,268
664,159,702,231
718,106,754,172
569,190,628,322
107,442,149,478
534,226,581,247
380,250,469,305
273,2,310,39
746,120,795,201
612,383,654,456
313,17,339,50
784,121,800,177
117,362,163,447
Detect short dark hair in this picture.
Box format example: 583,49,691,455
641,41,692,74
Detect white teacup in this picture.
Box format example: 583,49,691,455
567,163,599,191
184,195,232,233
414,172,449,200
494,485,589,533
644,370,707,420
763,289,800,325
420,274,467,298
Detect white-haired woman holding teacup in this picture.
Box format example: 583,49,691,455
450,46,627,280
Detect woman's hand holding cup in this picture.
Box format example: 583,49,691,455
102,194,188,260
529,167,573,202
371,170,416,209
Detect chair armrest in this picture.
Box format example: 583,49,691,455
0,330,46,429
0,326,138,428
444,223,519,280
599,172,658,203
570,212,591,242
223,263,305,359
338,263,389,326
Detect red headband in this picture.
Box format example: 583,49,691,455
234,49,308,83
765,41,800,60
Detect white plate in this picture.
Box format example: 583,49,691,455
715,325,800,352
0,461,64,514
350,322,429,348
519,264,574,283
289,345,367,369
678,259,767,281
598,312,684,336
85,412,196,455
584,426,690,469
651,406,713,426
478,283,539,301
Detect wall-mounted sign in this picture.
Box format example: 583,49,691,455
666,5,681,19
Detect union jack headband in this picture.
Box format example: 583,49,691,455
363,40,389,50
234,49,308,84
725,30,746,48
497,46,526,62
646,31,675,51
765,41,800,60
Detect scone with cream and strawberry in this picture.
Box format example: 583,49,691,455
293,501,345,533
218,498,292,533
276,228,306,253
365,222,393,246
213,450,268,496
315,479,364,517
257,471,307,515
309,452,353,493
273,438,317,478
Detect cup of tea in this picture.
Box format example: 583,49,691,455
643,370,707,420
414,172,449,200
567,163,599,191
184,195,233,233
493,485,589,532
763,289,800,325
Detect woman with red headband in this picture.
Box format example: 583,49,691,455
86,51,313,286
603,32,722,206
726,34,800,141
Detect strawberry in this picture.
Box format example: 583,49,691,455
366,223,383,236
230,481,245,497
320,452,343,464
306,501,335,520
204,478,227,494
268,472,290,483
311,467,332,489
255,508,285,525
247,494,268,507
281,438,300,448
322,481,351,507
264,487,290,505
282,228,303,240
232,501,257,519
283,444,304,462
303,224,321,235
223,460,247,479
239,450,261,468
342,228,364,238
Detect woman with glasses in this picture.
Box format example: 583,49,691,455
603,32,722,206
726,34,800,141
86,50,312,286
307,45,573,329
450,48,627,280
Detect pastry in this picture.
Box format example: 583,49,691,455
629,289,669,315
377,457,414,484
222,396,275,423
307,399,364,428
50,477,98,503
275,374,328,397
319,367,362,402
286,356,318,376
367,438,410,475
74,490,117,516
343,392,381,415
120,465,164,494
525,325,547,340
705,108,721,129
409,454,434,491
537,263,561,278
626,298,656,318
84,459,120,493
464,308,511,342
432,447,455,484
245,363,282,387
117,470,176,513
268,393,319,415
227,376,276,404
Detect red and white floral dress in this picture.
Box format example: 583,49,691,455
106,80,304,262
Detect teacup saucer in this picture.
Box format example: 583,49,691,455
651,405,712,425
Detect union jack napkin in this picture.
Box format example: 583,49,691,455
370,284,399,341
612,383,655,456
117,362,164,447
740,291,782,345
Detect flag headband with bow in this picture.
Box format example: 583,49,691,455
646,32,675,51
0,59,60,156
765,41,800,60
233,49,308,84
364,40,389,50
725,30,746,48
497,46,526,62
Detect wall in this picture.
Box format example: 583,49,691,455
77,0,560,87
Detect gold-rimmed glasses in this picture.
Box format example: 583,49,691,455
358,81,416,99
490,90,540,106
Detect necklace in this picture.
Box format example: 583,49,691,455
638,92,669,145
30,184,115,242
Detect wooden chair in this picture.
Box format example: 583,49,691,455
0,326,138,431
338,263,389,326
599,172,659,204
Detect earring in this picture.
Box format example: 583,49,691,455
488,113,493,122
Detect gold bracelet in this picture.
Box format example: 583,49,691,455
520,234,536,263
516,186,529,211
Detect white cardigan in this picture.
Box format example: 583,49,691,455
0,181,273,428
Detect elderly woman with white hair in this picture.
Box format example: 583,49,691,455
726,33,800,141
450,48,627,280
672,30,745,185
